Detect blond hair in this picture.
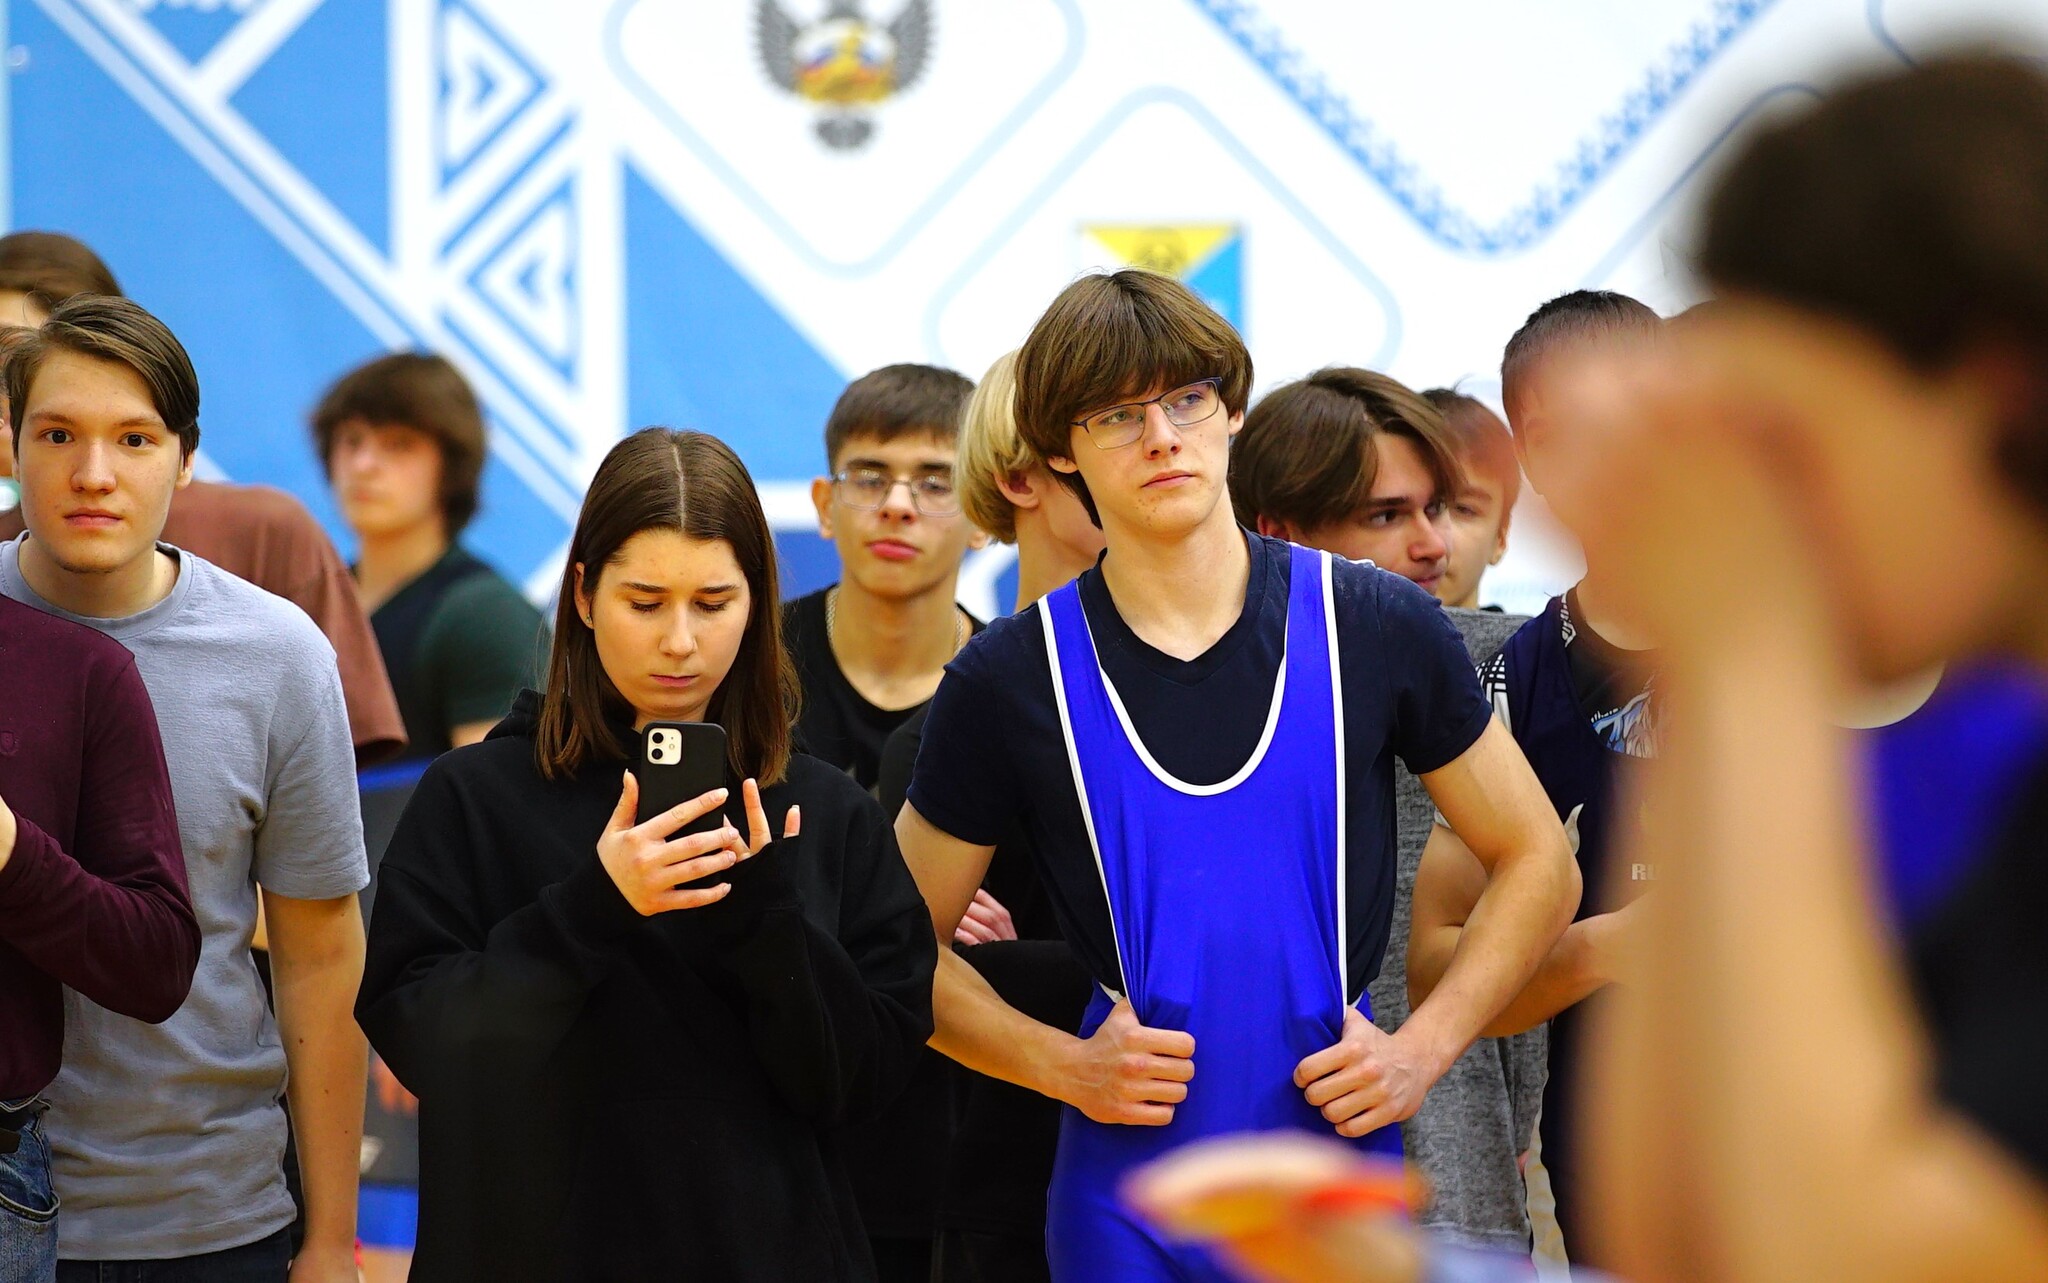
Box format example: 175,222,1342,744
957,350,1028,543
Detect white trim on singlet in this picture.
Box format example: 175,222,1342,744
1074,596,1290,797
1041,601,1133,1004
1322,552,1350,1003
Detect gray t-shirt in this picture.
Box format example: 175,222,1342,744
0,536,368,1258
1369,606,1548,1253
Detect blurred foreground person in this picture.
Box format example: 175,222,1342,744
1129,50,2048,1283
1578,49,2048,1283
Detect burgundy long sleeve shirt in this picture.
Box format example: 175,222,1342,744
0,593,197,1100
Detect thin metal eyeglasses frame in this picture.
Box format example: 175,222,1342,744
1070,377,1224,449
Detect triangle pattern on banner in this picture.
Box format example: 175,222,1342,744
468,178,579,378
438,0,545,186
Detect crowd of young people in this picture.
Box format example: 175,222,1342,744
0,47,2044,1283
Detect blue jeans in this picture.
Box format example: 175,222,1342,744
53,1229,290,1283
0,1097,57,1283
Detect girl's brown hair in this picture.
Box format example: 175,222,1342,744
533,428,798,784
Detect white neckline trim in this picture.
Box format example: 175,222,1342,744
1076,594,1289,797
1323,551,1350,1002
1041,600,1132,1001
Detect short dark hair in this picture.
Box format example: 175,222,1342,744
0,231,122,312
535,428,798,785
6,295,199,458
1700,52,2048,514
823,363,975,466
311,352,488,533
1423,388,1521,512
1231,368,1462,533
1014,270,1252,521
1499,290,1661,423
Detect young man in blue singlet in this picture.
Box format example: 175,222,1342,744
896,270,1579,1282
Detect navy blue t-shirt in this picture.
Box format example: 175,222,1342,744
907,531,1491,1001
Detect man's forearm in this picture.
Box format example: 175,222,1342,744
929,945,1082,1104
1402,843,1579,1066
1474,914,1611,1038
272,918,368,1254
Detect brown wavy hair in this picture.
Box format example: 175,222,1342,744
310,352,489,534
1014,269,1253,523
1230,367,1463,534
533,428,798,784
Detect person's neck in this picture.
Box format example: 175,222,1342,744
1572,563,1656,652
1096,506,1251,662
18,534,179,620
355,521,450,613
1011,513,1101,612
830,573,963,685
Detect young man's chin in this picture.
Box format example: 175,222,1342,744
846,555,951,601
30,535,150,578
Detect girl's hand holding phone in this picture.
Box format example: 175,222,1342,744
598,772,742,915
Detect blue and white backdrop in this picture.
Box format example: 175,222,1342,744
7,0,2043,615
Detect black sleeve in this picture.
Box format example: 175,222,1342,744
905,653,1023,847
672,785,937,1127
1371,568,1493,775
355,763,644,1100
961,939,1094,1033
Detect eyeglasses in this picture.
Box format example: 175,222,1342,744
1071,378,1224,450
832,468,961,516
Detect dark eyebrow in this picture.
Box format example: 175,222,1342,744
697,582,741,595
620,581,670,594
26,411,164,429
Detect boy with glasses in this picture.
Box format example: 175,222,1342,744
898,270,1577,1282
790,363,983,794
787,362,982,1282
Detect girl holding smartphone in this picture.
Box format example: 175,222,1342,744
358,428,938,1281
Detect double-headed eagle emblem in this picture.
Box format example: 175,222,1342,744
756,1,933,150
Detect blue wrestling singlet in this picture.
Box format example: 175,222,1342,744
1040,543,1403,1283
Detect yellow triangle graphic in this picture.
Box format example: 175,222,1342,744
1085,224,1237,278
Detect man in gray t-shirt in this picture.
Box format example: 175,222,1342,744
1370,606,1547,1253
3,296,367,1281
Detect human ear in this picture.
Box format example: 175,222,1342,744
573,562,595,630
1491,507,1514,566
1253,514,1297,541
810,477,835,539
996,469,1043,511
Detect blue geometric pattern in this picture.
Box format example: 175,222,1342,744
1192,0,1780,254
436,0,544,189
466,175,579,381
15,0,2033,616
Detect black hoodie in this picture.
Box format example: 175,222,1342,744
356,691,937,1281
